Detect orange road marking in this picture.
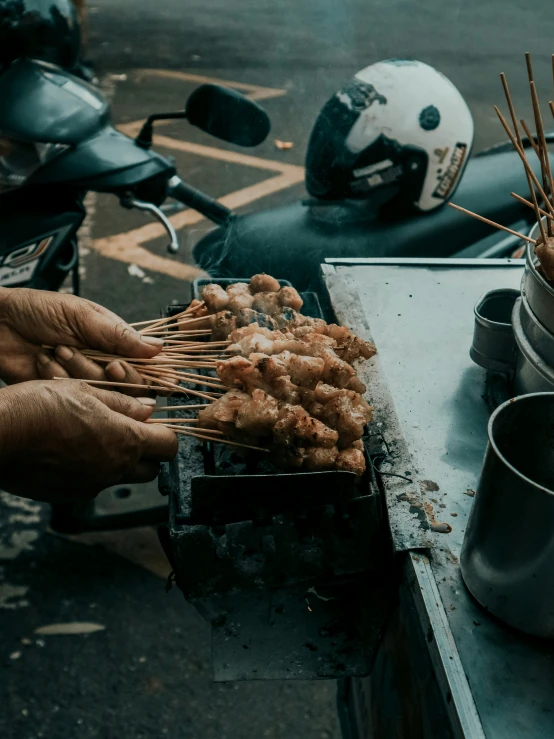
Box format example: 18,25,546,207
90,238,208,281
90,170,304,271
134,68,287,101
90,71,299,280
152,134,303,175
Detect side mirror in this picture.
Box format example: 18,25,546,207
185,84,270,147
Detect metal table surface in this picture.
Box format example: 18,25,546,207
323,259,554,739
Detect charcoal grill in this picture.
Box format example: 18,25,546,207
157,278,429,681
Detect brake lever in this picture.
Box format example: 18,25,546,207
121,195,180,253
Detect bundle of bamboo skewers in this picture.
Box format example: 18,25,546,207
449,52,554,278
54,300,270,453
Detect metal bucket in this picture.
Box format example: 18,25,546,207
512,297,554,394
521,224,554,335
469,288,519,372
460,393,554,638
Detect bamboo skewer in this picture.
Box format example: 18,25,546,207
511,191,554,221
162,424,270,453
52,377,192,394
141,330,212,338
500,73,547,241
140,368,226,392
494,105,554,218
147,418,202,424
529,80,554,235
140,316,210,334
138,372,222,400
523,55,551,214
132,302,206,332
525,52,535,86
152,404,211,411
448,203,536,243
520,119,540,157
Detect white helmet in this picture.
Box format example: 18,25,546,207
305,59,474,212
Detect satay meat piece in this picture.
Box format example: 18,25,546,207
249,273,281,293
228,332,275,356
278,286,303,311
292,323,375,364
336,447,366,476
236,308,278,331
235,389,279,436
229,323,288,342
202,284,229,313
211,311,237,341
301,383,372,447
285,353,325,389
197,390,249,430
226,282,251,298
318,392,372,448
228,292,254,314
187,299,209,317
252,291,282,316
216,355,300,404
535,237,554,282
273,404,338,449
303,445,339,471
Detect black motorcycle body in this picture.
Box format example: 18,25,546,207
193,147,546,289
0,56,547,296
0,58,179,291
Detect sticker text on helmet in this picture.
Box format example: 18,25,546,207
432,143,468,199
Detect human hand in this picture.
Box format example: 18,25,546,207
0,379,177,502
0,288,162,392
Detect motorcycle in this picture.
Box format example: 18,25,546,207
0,57,268,294
0,56,550,297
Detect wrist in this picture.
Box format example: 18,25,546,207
0,287,13,318
0,385,23,463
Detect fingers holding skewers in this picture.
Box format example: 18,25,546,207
36,346,156,397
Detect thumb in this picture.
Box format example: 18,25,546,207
86,386,157,422
73,300,164,359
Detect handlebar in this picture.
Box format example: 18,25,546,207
168,175,232,227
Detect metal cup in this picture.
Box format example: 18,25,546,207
469,288,519,372
460,393,554,638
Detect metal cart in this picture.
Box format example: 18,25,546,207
324,257,554,739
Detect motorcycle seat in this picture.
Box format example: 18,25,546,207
194,149,547,287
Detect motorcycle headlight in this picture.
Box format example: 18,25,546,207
0,138,69,193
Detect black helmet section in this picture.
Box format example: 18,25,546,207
305,78,387,200
0,0,80,69
305,77,426,206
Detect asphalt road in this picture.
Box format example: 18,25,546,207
3,1,554,738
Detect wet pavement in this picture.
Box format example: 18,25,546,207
2,1,554,737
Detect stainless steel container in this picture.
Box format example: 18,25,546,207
512,297,554,394
521,228,554,336
469,288,519,372
460,393,554,638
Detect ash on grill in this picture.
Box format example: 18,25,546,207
159,281,395,681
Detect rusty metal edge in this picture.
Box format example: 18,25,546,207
321,264,433,553
408,553,486,739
